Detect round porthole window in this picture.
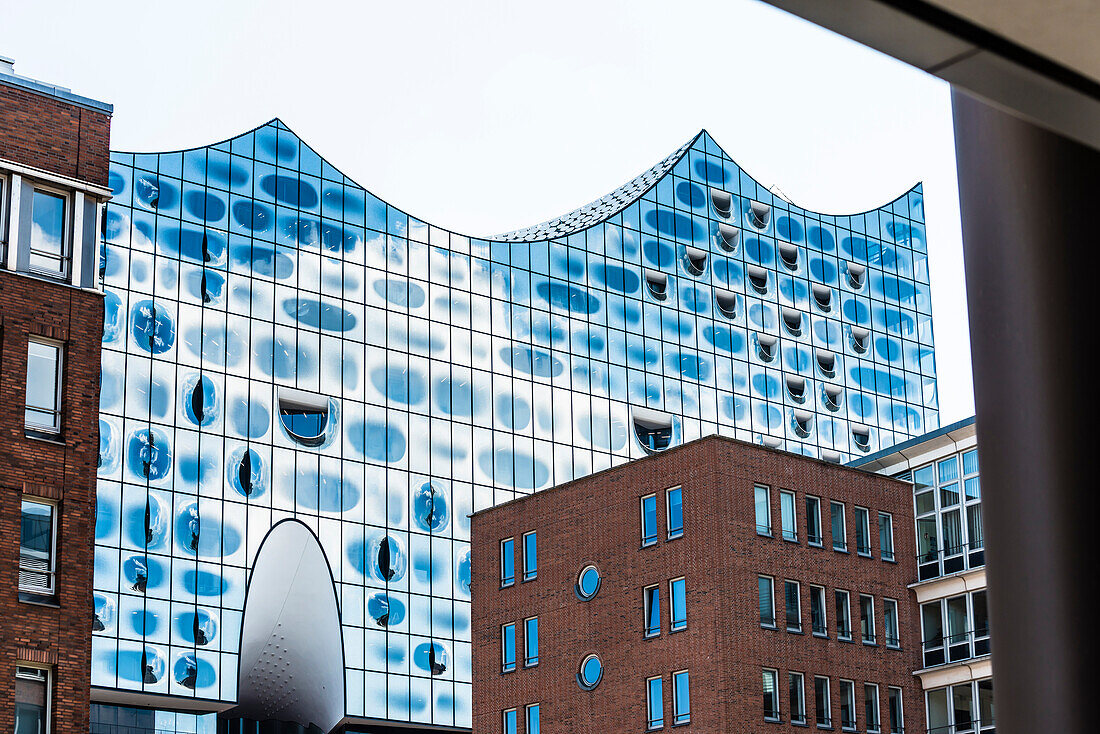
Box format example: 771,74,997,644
578,654,603,690
576,565,601,600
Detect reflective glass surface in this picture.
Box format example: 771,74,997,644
95,122,936,727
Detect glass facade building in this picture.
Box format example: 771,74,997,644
93,121,936,730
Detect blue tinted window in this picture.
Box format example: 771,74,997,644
670,578,687,631
500,538,514,586
524,617,538,666
523,532,537,581
647,677,664,729
501,623,516,672
667,487,683,539
645,586,661,637
641,495,658,545
526,704,540,734
673,671,691,724
503,709,517,734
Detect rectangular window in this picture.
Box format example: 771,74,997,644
522,531,537,581
667,486,683,539
835,589,852,641
501,623,516,672
759,576,775,628
864,683,880,733
20,500,56,596
878,512,895,561
29,187,68,276
839,680,856,731
887,687,903,734
806,495,823,546
921,600,945,667
973,590,991,656
644,585,661,637
780,490,797,541
0,174,7,255
755,484,772,536
670,577,687,631
978,679,994,731
25,340,63,434
789,672,806,725
946,594,970,663
500,538,515,587
883,598,900,648
814,676,832,728
810,584,828,637
526,704,540,734
785,580,802,632
524,617,539,667
830,501,847,552
763,668,780,722
673,670,690,725
860,594,877,644
647,676,664,730
641,494,659,546
855,507,871,556
502,708,517,734
15,666,49,734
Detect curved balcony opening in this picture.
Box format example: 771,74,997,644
792,410,814,438
756,333,777,363
278,388,330,447
644,270,669,302
846,262,866,290
782,308,803,337
779,243,799,271
812,284,832,312
710,188,733,218
749,201,771,230
852,426,872,452
714,289,738,320
786,376,807,404
683,246,708,276
632,407,673,454
717,223,740,252
822,450,842,464
761,435,783,449
850,326,870,355
747,266,769,295
823,384,844,412
816,351,837,378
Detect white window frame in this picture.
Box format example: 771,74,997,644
883,598,901,649
646,675,664,730
839,679,857,731
522,531,537,581
865,682,881,733
14,665,51,734
854,506,872,556
785,579,802,632
780,489,798,542
879,511,896,561
912,450,984,581
500,537,514,587
755,484,772,536
19,498,58,596
27,182,72,280
524,616,539,667
502,708,517,734
672,669,691,725
644,584,661,638
669,576,687,632
763,667,781,722
860,594,877,645
789,671,806,725
831,501,847,552
666,485,683,540
810,583,828,637
641,493,659,546
888,686,904,734
814,675,832,729
525,703,540,734
758,575,776,628
25,338,64,435
501,622,516,673
0,172,9,257
836,589,853,641
806,495,823,546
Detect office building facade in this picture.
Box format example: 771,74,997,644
1,57,112,733
471,435,922,733
93,120,936,730
852,416,993,733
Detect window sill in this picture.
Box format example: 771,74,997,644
670,625,688,634
641,540,659,549
833,547,849,554
881,556,897,564
783,536,800,544
760,623,778,631
645,632,661,640
757,531,774,538
522,575,537,583
862,640,878,647
838,636,854,644
808,540,824,548
524,662,538,669
816,724,834,731
792,721,809,728
18,591,60,607
24,430,65,446
812,632,829,639
886,644,902,651
667,532,683,542
764,717,783,725
672,720,691,728
786,627,804,635
500,581,515,589
857,551,872,558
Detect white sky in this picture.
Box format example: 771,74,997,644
1,0,974,424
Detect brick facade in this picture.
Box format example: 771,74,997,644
0,81,112,187
1,73,108,734
472,436,923,734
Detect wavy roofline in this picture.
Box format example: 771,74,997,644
110,118,925,243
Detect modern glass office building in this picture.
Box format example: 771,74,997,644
93,121,936,730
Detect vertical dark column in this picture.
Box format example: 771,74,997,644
952,89,1100,734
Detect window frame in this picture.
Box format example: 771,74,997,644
647,675,664,730
502,708,517,734
865,683,881,734
912,450,984,582
522,531,537,582
830,501,847,552
641,493,659,547
839,679,857,732
500,537,515,588
501,622,516,673
887,686,904,734
814,675,832,729
755,484,773,536
0,172,8,256
672,669,691,725
19,498,58,597
27,183,72,280
806,495,823,547
644,584,661,638
524,616,539,667
878,511,895,562
835,589,853,641
669,576,687,632
810,583,828,637
763,667,781,722
854,506,872,556
14,664,51,734
925,678,995,734
860,594,877,645
666,485,683,540
785,579,802,633
780,489,798,542
526,703,540,734
789,671,807,725
24,338,64,435
883,598,901,649
758,575,776,629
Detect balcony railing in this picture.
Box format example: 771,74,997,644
916,539,985,581
921,628,991,668
926,720,994,733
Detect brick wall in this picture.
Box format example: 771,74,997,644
472,436,923,734
0,269,104,733
0,82,112,187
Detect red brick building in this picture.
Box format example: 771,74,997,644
472,435,922,734
1,56,111,734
